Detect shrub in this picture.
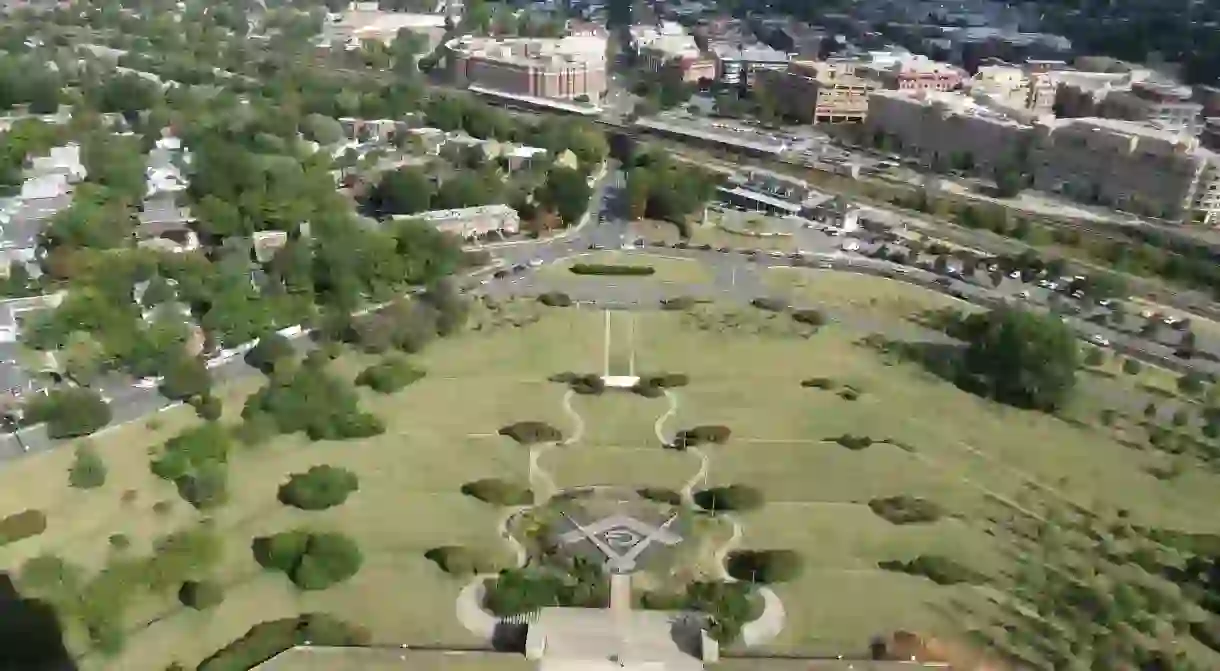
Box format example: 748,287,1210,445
791,309,826,326
1100,408,1118,426
750,297,787,312
1123,358,1143,375
637,487,682,505
569,263,654,276
252,530,363,590
538,291,573,307
868,496,944,525
834,434,874,450
152,500,174,515
661,296,697,311
23,387,111,439
179,580,224,610
108,533,130,551
800,377,835,389
461,479,533,506
837,387,861,401
499,421,563,445
0,509,46,546
571,374,605,395
354,356,425,393
632,382,665,398
1172,408,1191,427
1191,617,1220,653
245,332,295,373
69,444,107,489
424,546,498,575
175,462,229,510
244,364,384,441
694,485,764,512
193,394,223,421
878,555,984,585
726,549,803,583
684,580,758,644
197,614,370,671
638,373,689,388
278,466,359,510
673,425,731,449
1083,348,1105,367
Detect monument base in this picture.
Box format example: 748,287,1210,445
602,375,641,389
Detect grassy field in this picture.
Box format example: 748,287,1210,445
763,268,977,322
5,297,1220,668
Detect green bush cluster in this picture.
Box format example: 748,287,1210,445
694,485,764,512
633,372,688,397
834,434,874,450
683,580,759,644
253,530,364,591
243,363,384,441
68,444,107,489
538,291,573,307
179,579,224,610
550,371,605,395
660,296,697,311
244,332,295,374
0,509,46,546
671,425,731,450
750,297,787,312
569,263,655,276
878,555,983,585
484,558,608,616
791,308,826,326
868,496,944,525
800,377,835,389
354,355,425,394
278,466,360,511
424,546,498,575
22,387,111,439
725,549,803,584
499,421,563,445
150,423,232,510
636,487,682,505
461,478,533,506
197,614,370,671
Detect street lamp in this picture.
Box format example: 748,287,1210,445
3,413,26,453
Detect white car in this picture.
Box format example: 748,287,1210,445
134,376,163,389
1018,290,1030,299
1089,334,1110,346
1009,271,1021,279
768,250,784,258
527,259,543,268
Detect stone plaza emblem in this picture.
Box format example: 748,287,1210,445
558,512,683,574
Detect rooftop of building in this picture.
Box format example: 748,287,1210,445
708,41,790,62
448,34,607,67
871,88,1031,127
857,54,961,76
1039,116,1202,148
397,204,519,222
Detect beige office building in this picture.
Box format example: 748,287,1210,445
759,60,876,124
866,90,1031,173
1031,117,1220,222
447,35,607,101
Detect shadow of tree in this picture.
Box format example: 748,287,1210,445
0,572,76,671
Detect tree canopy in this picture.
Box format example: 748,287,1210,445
958,307,1079,411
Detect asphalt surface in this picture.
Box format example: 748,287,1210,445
0,169,1211,461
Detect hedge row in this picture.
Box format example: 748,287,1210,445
550,371,605,395
791,308,827,326
694,485,764,512
633,372,689,397
538,292,573,307
0,509,47,546
868,496,944,525
671,425,732,449
878,555,983,585
637,487,683,505
499,421,563,445
660,296,697,311
751,297,788,312
726,549,803,584
461,478,533,506
569,264,655,276
834,434,874,450
197,614,370,671
424,546,499,575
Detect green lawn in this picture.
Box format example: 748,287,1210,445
764,267,978,322
4,298,1220,667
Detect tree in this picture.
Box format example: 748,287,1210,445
179,580,224,610
245,332,295,374
278,466,359,510
69,444,107,489
300,114,344,145
958,308,1079,411
537,166,592,225
24,387,112,439
420,278,468,337
1178,372,1208,397
253,530,364,590
1123,358,1143,375
370,167,433,216
159,355,212,402
994,164,1023,198
354,355,425,393
1084,347,1105,367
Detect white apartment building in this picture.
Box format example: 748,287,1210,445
866,90,1031,174
395,204,521,240
968,65,1055,114
1030,117,1220,222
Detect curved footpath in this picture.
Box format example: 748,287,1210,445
655,389,786,647
455,389,581,638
